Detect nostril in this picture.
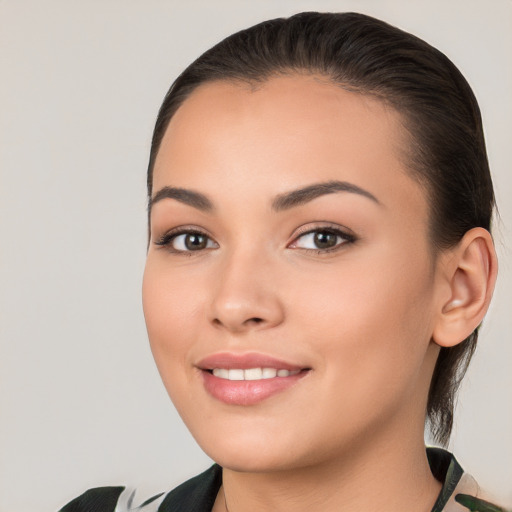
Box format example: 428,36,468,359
211,316,264,330
211,317,262,323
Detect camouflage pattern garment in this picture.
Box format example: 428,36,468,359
59,448,510,512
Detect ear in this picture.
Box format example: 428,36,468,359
432,227,498,348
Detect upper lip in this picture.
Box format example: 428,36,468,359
197,352,307,371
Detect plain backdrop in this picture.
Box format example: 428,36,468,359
1,1,511,511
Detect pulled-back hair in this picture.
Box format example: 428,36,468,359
146,12,494,445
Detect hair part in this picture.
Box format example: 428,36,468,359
147,12,494,445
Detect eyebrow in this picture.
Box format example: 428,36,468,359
271,180,380,211
149,180,380,214
149,186,214,213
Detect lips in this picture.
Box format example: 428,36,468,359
197,352,310,405
198,352,305,371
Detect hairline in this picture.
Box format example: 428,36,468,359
147,72,444,259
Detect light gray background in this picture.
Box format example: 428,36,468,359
1,1,511,511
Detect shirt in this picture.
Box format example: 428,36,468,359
59,448,509,512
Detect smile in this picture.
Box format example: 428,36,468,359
211,368,301,380
198,352,310,405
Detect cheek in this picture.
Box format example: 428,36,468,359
289,253,436,405
142,259,204,387
293,253,433,336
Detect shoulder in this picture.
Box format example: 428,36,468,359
58,465,222,512
58,486,125,512
426,448,510,512
448,474,510,512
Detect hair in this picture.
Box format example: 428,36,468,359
146,12,494,445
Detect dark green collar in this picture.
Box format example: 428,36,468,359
161,448,464,511
427,447,464,511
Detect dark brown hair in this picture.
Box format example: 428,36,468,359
146,12,494,445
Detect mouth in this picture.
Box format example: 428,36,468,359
209,367,302,380
197,353,311,405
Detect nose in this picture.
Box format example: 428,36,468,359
208,249,285,334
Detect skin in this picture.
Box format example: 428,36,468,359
142,75,496,512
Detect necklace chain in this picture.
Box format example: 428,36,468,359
223,486,230,512
222,486,229,512
222,486,233,512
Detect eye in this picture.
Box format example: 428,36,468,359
154,229,217,253
290,227,355,252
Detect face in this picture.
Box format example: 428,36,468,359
143,76,443,472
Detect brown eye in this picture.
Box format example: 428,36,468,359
291,228,355,252
313,231,338,249
154,230,217,253
183,233,208,250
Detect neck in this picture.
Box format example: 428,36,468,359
215,420,442,512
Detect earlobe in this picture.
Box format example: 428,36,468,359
432,227,497,348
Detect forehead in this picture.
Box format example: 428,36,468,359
153,75,427,223
158,75,406,168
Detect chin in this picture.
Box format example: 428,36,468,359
207,447,299,474
190,423,306,473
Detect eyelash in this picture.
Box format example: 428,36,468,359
154,227,216,256
290,225,356,254
154,224,356,256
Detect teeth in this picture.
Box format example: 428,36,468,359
212,367,300,381
212,368,229,379
244,368,263,380
262,368,277,379
228,369,244,381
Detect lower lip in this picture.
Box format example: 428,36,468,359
201,370,308,405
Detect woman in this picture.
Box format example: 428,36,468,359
60,12,508,512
